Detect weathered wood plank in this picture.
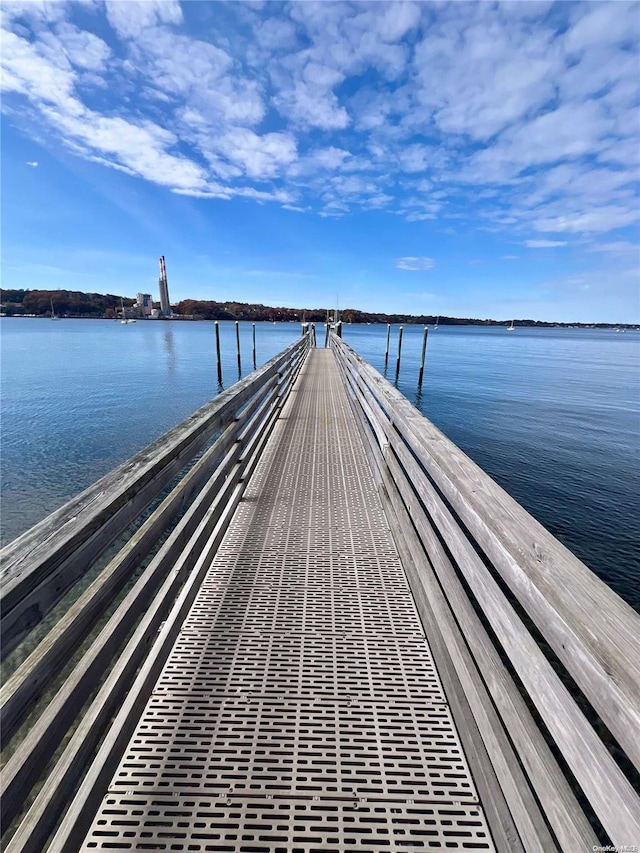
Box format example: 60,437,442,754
0,351,304,836
10,368,293,853
6,479,246,853
332,336,640,775
338,371,530,851
381,479,532,852
0,367,282,744
382,441,598,850
0,338,307,656
335,342,598,850
330,336,638,849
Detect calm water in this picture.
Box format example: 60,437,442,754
2,319,639,611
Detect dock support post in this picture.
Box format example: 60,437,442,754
418,326,429,389
235,321,241,375
395,325,404,378
336,321,343,339
215,321,222,385
324,323,330,348
252,323,256,370
384,324,391,369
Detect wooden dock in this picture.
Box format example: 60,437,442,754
1,333,639,851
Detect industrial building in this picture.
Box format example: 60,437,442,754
158,256,172,317
135,293,154,317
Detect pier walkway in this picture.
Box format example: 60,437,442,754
2,334,639,852
80,348,493,850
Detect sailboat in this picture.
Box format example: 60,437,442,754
434,316,439,329
50,298,61,320
508,319,515,331
121,298,136,324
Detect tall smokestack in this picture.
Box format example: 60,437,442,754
158,255,170,316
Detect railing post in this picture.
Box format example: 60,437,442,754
384,324,391,369
235,321,241,375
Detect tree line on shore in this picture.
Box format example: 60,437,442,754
0,288,631,328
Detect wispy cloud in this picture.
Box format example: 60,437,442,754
396,257,435,271
589,241,639,254
1,0,638,239
524,240,568,248
25,160,38,167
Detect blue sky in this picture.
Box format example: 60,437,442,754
2,0,639,322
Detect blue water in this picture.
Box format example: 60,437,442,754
2,319,638,611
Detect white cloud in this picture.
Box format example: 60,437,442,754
397,144,434,173
396,257,435,271
1,0,638,232
45,107,209,191
466,101,615,184
524,240,568,248
252,16,298,52
26,160,38,167
274,79,350,131
534,206,640,234
411,6,562,142
375,2,421,43
213,128,298,179
105,0,182,40
51,23,111,71
564,2,640,54
0,27,78,111
589,241,640,254
1,1,71,27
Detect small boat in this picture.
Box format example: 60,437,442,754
508,320,515,331
434,316,439,329
50,298,61,320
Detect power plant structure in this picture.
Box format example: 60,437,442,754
158,255,171,317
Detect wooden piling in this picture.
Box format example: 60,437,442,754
215,321,222,385
252,323,256,370
384,324,391,369
395,325,404,377
324,323,330,348
235,321,241,375
418,326,429,389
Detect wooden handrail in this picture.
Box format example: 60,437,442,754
331,333,640,848
1,335,310,850
0,335,310,657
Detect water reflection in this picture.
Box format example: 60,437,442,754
163,326,176,373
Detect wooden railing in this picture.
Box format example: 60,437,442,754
0,333,310,851
331,333,640,851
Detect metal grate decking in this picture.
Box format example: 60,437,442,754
81,350,495,851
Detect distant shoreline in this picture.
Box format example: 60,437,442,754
1,287,637,327
1,314,637,330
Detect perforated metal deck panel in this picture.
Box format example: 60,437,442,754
82,350,495,852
